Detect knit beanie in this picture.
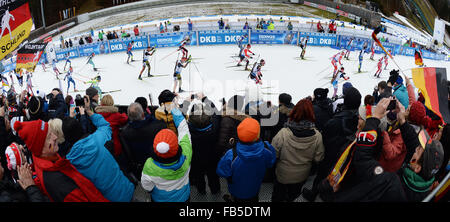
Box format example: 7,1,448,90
158,90,176,105
237,118,260,143
153,129,181,164
408,101,426,126
342,82,353,94
279,93,292,105
134,97,148,110
5,143,22,170
86,87,98,99
343,87,362,110
62,117,84,145
313,88,328,101
13,120,48,157
420,140,444,180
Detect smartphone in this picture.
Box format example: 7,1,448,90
387,99,396,111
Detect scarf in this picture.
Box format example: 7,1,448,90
402,167,435,193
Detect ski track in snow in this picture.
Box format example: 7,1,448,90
23,45,450,110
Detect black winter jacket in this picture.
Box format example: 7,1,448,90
121,116,166,177
0,180,49,202
312,98,334,132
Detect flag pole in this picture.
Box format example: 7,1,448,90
371,27,407,77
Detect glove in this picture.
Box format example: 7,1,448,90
252,53,255,55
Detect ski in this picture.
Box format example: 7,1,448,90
142,74,169,78
354,71,368,74
103,89,122,94
261,92,279,95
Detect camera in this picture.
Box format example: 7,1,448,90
387,99,397,111
75,94,85,107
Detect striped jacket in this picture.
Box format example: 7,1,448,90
141,108,192,202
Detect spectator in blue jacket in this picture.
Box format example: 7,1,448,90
61,96,135,202
217,117,276,202
390,75,409,109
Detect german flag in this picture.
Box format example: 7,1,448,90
16,42,47,72
415,49,424,66
0,0,33,61
412,67,450,123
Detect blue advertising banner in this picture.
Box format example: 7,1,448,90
149,32,197,48
109,36,149,53
251,30,298,45
299,32,337,46
198,30,249,45
374,42,395,54
393,45,415,57
78,41,110,57
338,36,371,51
55,47,80,61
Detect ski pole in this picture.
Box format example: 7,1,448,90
159,49,178,62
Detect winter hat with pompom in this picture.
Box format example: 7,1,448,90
13,120,48,157
153,129,181,164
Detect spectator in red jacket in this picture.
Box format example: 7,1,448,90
12,119,108,202
95,94,128,157
317,21,324,33
134,25,139,37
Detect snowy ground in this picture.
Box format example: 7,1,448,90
22,44,450,108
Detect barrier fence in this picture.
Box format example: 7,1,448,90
1,29,447,74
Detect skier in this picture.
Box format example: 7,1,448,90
52,59,60,79
237,33,248,56
374,57,383,78
86,53,97,71
344,37,354,59
330,67,348,99
0,7,15,40
64,65,77,94
331,50,344,76
25,71,34,96
237,44,255,70
85,75,102,98
126,41,134,64
177,36,190,59
299,36,308,59
138,46,156,80
383,50,390,70
357,45,367,73
64,53,71,71
173,56,191,93
336,66,349,81
370,41,376,60
249,59,265,85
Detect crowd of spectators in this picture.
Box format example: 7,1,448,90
0,67,448,202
